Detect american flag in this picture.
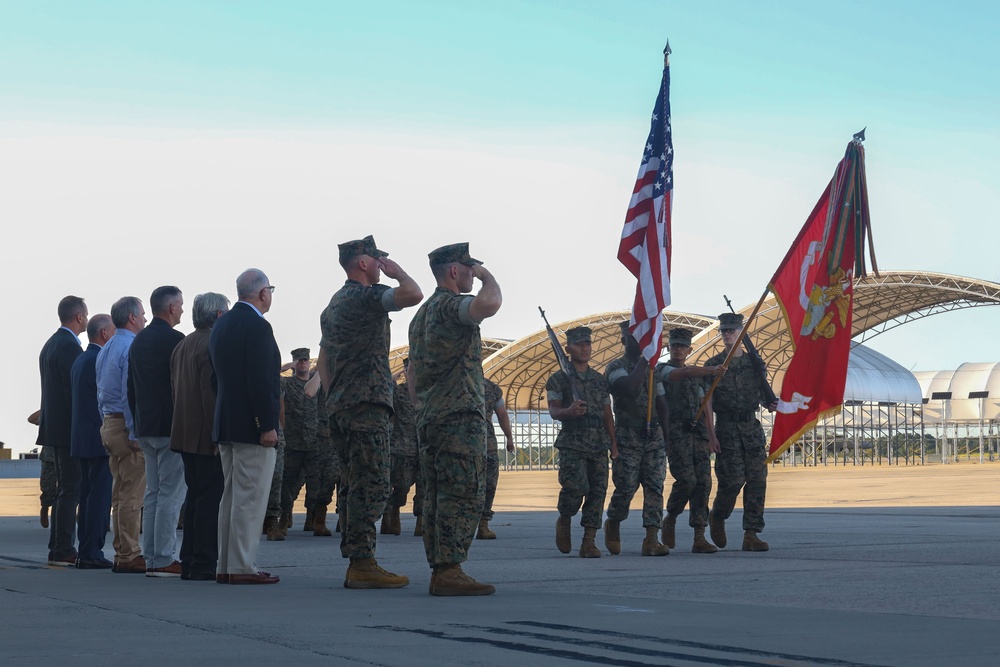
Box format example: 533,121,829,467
617,63,672,365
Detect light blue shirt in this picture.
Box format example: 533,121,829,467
96,329,137,439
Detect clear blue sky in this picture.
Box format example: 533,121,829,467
2,1,998,454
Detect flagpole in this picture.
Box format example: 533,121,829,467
693,288,770,424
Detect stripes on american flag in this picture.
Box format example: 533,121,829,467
617,65,672,365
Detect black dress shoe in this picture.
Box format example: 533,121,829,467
76,558,114,570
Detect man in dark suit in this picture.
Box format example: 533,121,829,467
209,269,280,585
71,314,116,569
129,285,186,577
38,295,88,566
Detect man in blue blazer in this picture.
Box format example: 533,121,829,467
71,314,116,568
209,268,281,585
38,295,88,566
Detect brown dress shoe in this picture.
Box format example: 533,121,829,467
229,571,280,585
115,556,147,574
146,561,183,578
216,573,231,584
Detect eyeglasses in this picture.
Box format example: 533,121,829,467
264,286,276,294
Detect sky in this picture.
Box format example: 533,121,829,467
2,1,998,456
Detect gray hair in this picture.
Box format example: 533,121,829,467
86,314,113,340
192,292,230,329
236,268,269,299
110,296,143,328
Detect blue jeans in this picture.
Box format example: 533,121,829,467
138,437,186,568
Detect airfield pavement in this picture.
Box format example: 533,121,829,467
1,463,998,666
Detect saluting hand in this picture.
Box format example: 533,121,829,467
377,257,406,280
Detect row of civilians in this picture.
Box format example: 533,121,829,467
36,239,503,593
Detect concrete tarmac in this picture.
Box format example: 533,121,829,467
2,467,999,666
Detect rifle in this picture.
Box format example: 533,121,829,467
538,307,583,403
724,295,777,411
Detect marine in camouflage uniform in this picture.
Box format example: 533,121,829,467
409,242,501,596
477,378,514,539
39,445,57,527
314,384,342,532
547,326,618,559
382,366,420,535
604,322,670,556
264,426,285,538
707,312,773,552
280,348,333,536
320,235,422,589
659,327,726,554
28,411,56,528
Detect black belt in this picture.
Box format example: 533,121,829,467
104,412,125,419
715,411,757,423
616,416,659,429
561,416,604,431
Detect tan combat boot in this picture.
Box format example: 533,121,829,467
555,515,572,554
413,515,422,536
264,516,285,541
344,558,409,589
384,506,401,535
579,527,601,558
641,526,670,556
476,519,496,540
692,527,719,553
603,519,621,555
430,564,495,596
303,508,314,532
312,504,332,537
708,509,727,549
661,514,677,549
742,530,769,552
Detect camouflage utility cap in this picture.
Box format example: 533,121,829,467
718,313,743,332
428,242,482,267
566,326,592,344
338,235,388,262
291,347,310,360
669,328,692,346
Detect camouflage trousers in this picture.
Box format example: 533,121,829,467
282,442,338,512
331,403,391,560
387,453,422,516
418,412,486,567
556,448,609,529
607,429,667,528
665,430,713,528
481,445,499,521
265,434,285,519
39,445,57,507
712,420,768,532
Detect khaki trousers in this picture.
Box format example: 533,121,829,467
100,416,145,562
217,442,276,575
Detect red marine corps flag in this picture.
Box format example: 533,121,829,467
618,42,673,366
766,132,877,462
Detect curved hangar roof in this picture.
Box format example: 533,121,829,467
914,363,1000,422
457,270,1000,412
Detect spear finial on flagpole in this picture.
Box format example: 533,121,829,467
663,38,671,66
853,127,866,143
